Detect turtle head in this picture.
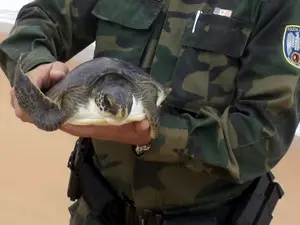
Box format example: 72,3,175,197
95,86,133,120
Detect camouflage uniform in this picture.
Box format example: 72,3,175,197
1,0,300,224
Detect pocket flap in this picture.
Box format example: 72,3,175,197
92,0,163,29
182,13,252,58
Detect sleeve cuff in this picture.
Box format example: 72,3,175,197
21,47,57,73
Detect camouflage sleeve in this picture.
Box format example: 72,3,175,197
0,0,98,85
153,0,300,183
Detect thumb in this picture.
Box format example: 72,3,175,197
49,61,69,81
135,119,150,134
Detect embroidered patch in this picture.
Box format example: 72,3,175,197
283,25,300,68
213,7,232,18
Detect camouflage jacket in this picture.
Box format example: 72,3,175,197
1,0,300,214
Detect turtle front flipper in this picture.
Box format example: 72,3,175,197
13,54,68,131
141,96,161,140
145,105,160,139
149,119,159,139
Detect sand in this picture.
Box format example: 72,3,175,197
0,33,299,225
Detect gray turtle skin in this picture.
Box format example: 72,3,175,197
13,54,171,139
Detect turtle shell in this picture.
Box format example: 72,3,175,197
45,57,163,101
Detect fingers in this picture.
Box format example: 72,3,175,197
27,61,69,89
27,63,53,87
60,124,95,137
10,61,69,126
61,124,121,138
135,119,150,133
60,122,151,145
50,61,69,80
45,62,69,89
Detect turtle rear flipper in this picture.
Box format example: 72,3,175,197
13,55,68,131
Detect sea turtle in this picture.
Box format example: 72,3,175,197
13,54,171,142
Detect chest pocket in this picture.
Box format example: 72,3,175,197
168,12,252,114
91,0,163,66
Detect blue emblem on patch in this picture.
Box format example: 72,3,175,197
283,25,300,68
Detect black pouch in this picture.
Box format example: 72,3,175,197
67,137,127,225
78,161,126,224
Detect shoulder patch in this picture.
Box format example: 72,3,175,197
283,25,300,68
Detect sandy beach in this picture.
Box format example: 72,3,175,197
0,32,299,225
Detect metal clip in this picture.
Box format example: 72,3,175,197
137,209,162,225
135,144,151,156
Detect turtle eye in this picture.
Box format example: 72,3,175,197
103,94,112,107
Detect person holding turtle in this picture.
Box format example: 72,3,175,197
0,0,299,225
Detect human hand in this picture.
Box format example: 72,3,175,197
60,119,151,146
10,61,69,123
